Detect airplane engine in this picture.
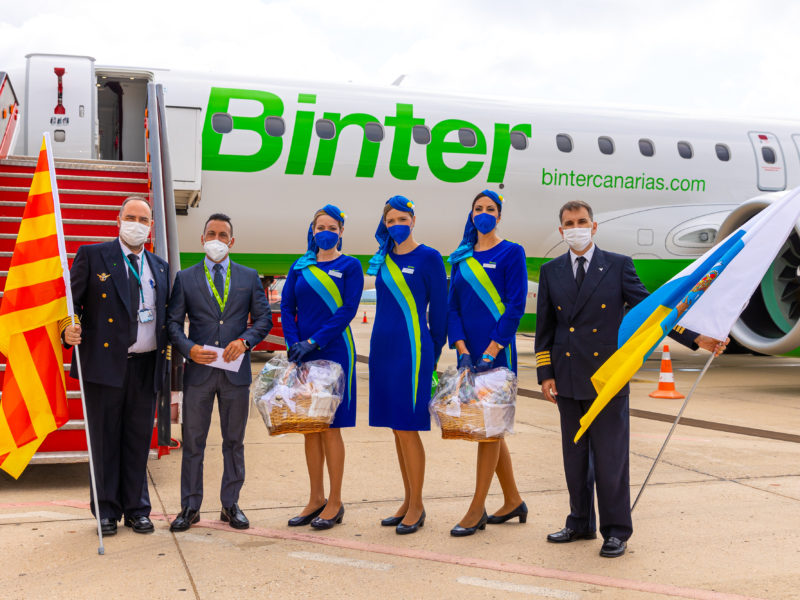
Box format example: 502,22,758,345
717,196,800,355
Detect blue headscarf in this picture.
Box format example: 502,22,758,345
366,195,415,275
294,204,347,270
448,190,503,265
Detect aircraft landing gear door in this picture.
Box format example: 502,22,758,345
24,54,95,159
748,131,786,192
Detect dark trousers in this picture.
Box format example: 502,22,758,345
83,352,157,521
557,395,633,541
180,369,249,510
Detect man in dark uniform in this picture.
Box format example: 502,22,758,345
167,213,270,532
63,196,170,536
535,200,726,557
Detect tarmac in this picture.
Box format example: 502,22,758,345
2,304,799,600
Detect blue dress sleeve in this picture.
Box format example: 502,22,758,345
491,243,527,346
310,258,365,349
447,265,466,348
426,249,448,365
280,265,301,348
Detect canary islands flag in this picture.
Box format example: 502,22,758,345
575,187,800,442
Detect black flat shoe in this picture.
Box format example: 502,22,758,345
396,510,425,535
288,502,327,527
99,518,117,536
450,510,488,537
546,527,597,543
220,503,250,530
170,507,200,532
600,537,627,557
310,505,344,530
124,515,154,533
380,514,405,527
487,501,528,525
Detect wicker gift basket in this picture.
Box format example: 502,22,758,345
253,356,344,435
429,367,517,441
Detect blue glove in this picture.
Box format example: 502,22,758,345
288,339,317,363
457,353,474,371
475,353,494,373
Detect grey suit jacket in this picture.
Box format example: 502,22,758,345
167,260,271,386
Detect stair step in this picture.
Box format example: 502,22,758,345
0,217,117,226
0,200,126,211
0,186,137,197
0,251,76,258
0,172,147,184
1,155,147,172
0,233,115,242
0,390,81,400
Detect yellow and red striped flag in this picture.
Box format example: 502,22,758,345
0,134,70,478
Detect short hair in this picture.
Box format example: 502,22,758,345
119,196,152,218
204,213,233,236
559,200,593,224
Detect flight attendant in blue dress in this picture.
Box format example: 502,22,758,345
367,195,448,535
447,190,528,537
281,204,364,530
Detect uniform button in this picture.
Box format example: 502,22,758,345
569,327,575,332
601,304,606,309
219,320,224,325
103,342,109,348
108,318,113,323
566,352,571,357
593,328,597,333
101,293,107,298
557,306,562,311
594,352,599,357
214,340,219,345
161,349,165,354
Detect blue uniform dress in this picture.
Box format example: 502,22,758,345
448,240,527,374
281,255,364,428
369,245,448,431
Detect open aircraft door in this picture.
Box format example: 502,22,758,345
748,131,786,192
24,54,95,159
165,106,201,212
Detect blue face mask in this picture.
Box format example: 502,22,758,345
314,230,340,251
388,224,411,245
473,213,497,234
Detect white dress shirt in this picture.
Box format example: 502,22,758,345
120,238,157,353
569,243,596,278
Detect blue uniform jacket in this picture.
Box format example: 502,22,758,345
535,247,698,400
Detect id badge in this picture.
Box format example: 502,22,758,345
138,307,155,323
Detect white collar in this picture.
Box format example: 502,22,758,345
569,243,595,266
119,237,144,259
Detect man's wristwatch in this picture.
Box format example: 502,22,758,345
238,338,250,350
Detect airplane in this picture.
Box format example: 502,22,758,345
3,52,800,357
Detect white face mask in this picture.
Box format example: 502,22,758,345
204,239,230,262
119,221,150,247
563,226,593,252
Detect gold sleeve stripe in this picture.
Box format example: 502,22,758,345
58,315,80,334
536,358,552,367
673,325,685,334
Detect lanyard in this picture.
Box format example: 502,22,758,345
204,262,230,312
122,251,145,304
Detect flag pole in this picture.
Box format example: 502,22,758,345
631,351,715,512
44,133,105,555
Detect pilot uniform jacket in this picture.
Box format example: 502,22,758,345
69,239,170,391
167,260,271,386
535,247,697,398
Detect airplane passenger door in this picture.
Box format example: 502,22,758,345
165,106,201,211
748,131,786,192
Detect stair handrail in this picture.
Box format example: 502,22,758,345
0,72,20,160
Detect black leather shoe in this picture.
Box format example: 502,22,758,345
600,537,627,557
396,510,425,535
546,527,597,543
450,510,488,537
380,514,405,527
170,507,200,532
288,502,326,527
99,518,117,536
220,504,249,530
124,515,154,533
487,501,528,525
310,505,344,530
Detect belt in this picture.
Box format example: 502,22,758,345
128,350,157,360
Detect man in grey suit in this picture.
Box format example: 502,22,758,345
167,213,271,531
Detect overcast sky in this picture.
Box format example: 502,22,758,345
1,0,798,120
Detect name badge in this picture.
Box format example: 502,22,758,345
328,269,343,279
483,263,496,269
402,266,415,275
138,307,155,323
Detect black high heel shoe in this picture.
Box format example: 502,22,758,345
288,501,326,527
396,510,425,534
486,501,528,525
310,505,344,530
450,510,488,537
381,514,406,527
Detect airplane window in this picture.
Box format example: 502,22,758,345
264,116,285,137
316,119,336,140
412,125,431,145
556,134,573,153
762,146,777,164
211,113,233,134
510,131,528,150
598,136,615,155
458,128,477,148
365,122,385,142
677,141,693,159
638,139,654,157
715,144,731,161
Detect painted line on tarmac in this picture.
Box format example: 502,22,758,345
192,519,766,600
289,550,393,571
457,576,579,599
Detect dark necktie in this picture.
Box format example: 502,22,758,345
128,253,140,345
213,263,225,300
575,256,587,288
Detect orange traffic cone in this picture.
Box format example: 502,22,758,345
649,345,684,399
362,311,368,324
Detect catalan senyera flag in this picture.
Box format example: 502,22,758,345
0,134,71,478
574,187,800,442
